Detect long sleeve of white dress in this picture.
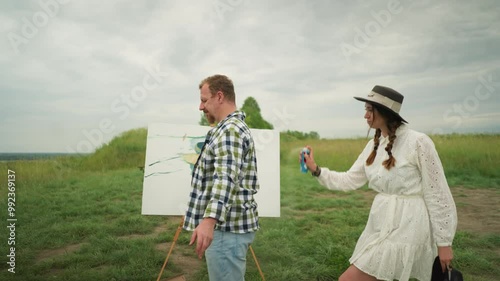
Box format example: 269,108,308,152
416,134,458,246
316,141,371,191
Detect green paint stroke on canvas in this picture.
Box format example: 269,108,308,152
145,134,206,178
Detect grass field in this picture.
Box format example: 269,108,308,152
0,129,499,281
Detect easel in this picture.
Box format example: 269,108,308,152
156,217,265,281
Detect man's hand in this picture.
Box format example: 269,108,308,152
189,218,217,259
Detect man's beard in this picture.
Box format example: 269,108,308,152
205,112,215,124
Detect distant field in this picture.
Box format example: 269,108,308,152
0,153,85,162
0,129,498,280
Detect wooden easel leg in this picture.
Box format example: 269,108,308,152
156,217,264,281
157,217,185,281
249,245,265,281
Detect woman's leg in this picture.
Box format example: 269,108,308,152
339,265,378,281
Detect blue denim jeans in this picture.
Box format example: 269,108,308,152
205,230,256,281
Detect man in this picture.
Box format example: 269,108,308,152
183,74,260,280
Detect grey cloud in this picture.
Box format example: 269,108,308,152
0,0,499,152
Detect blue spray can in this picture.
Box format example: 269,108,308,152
300,147,310,173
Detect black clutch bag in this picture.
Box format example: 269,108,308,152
431,256,464,281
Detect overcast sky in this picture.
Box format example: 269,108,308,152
1,0,499,153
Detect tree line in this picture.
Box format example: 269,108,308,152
199,96,319,140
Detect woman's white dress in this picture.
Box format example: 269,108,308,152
317,125,457,281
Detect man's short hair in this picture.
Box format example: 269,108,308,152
199,74,236,103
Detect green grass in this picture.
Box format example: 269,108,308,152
0,130,499,280
282,134,500,188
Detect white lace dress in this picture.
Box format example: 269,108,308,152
317,125,457,281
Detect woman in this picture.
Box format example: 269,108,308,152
302,85,457,281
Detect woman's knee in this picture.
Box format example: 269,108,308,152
338,267,353,281
339,265,376,281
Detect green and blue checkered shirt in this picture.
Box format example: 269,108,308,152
183,111,260,233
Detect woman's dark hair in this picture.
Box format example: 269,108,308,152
365,103,403,170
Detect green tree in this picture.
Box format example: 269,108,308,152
240,97,274,129
280,130,321,141
197,96,274,130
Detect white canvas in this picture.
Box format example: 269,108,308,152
141,123,280,217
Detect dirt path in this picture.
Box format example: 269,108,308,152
360,187,500,234
452,187,500,234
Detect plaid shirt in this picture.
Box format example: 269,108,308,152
183,111,260,233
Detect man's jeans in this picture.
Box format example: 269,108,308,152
205,230,256,281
